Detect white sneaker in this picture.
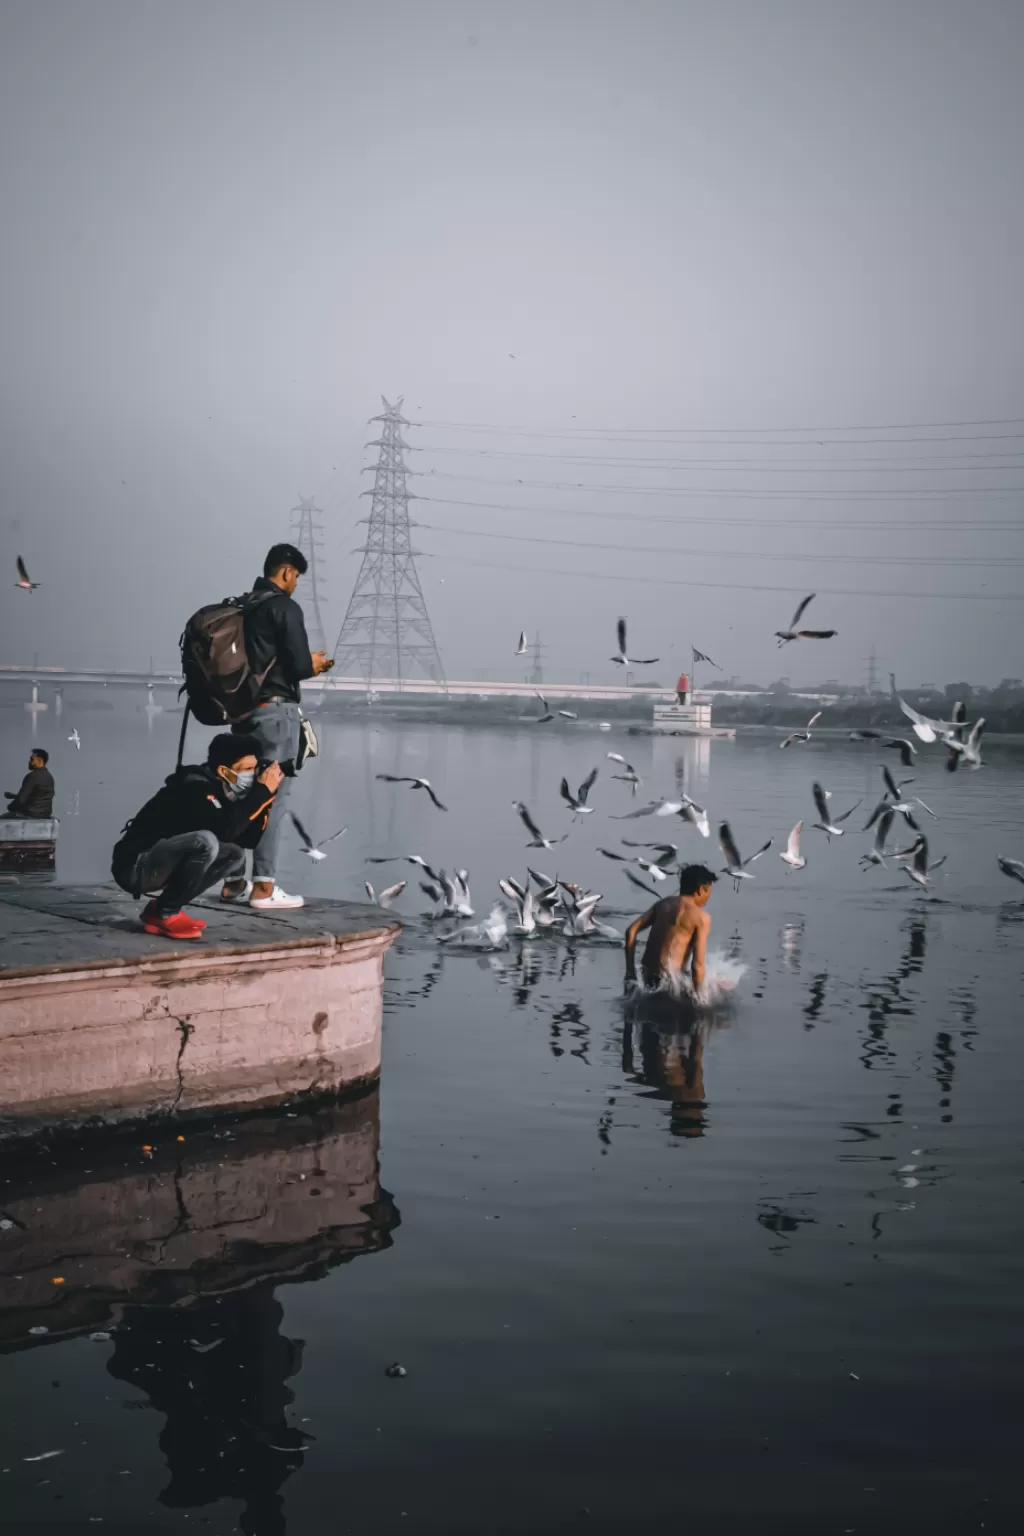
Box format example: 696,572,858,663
220,879,253,904
250,885,305,911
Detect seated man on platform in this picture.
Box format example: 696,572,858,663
3,748,55,818
111,734,283,941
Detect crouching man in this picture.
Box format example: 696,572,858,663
111,734,283,940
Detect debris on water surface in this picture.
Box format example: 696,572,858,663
385,1362,407,1378
24,1450,64,1462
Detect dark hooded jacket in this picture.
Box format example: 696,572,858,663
111,765,276,889
243,576,315,705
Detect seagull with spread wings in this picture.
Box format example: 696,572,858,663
779,821,806,871
719,821,773,888
811,782,862,840
375,773,448,811
15,556,40,591
610,617,659,666
514,801,567,849
606,752,642,795
560,767,598,818
775,593,837,646
780,711,822,749
289,812,347,860
364,880,407,908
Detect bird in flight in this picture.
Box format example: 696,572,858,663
848,730,918,769
375,773,448,810
514,801,567,849
775,594,836,646
68,728,81,750
860,806,895,868
365,853,440,881
15,556,40,591
811,782,862,839
364,880,407,908
289,812,347,860
997,856,1024,886
610,617,659,667
898,697,965,744
532,692,576,723
897,835,947,892
779,821,806,871
780,711,822,749
944,700,968,772
946,717,985,771
606,751,642,795
515,630,528,655
560,767,599,818
719,821,772,888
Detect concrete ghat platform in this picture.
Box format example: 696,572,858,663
0,884,400,1139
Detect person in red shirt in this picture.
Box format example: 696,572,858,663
676,671,690,706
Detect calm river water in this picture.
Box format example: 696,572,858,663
2,702,1023,1533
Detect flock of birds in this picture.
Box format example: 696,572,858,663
283,612,1022,951
14,569,1022,927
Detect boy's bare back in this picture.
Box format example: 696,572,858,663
625,892,711,990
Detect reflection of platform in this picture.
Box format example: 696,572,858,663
0,885,400,1138
0,1090,398,1351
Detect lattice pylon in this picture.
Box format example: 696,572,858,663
289,496,328,655
332,396,446,688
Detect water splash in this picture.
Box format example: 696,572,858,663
637,951,747,1009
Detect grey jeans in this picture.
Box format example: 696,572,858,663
130,831,245,916
241,699,301,880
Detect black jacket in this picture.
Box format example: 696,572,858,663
111,765,276,887
243,576,315,705
5,766,55,818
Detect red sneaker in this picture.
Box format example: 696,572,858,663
141,905,206,940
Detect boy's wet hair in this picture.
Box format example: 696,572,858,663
678,864,717,895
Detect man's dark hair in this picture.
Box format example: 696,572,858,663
678,864,717,895
31,747,49,764
208,733,262,769
263,543,308,578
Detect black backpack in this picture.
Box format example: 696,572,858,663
179,591,276,727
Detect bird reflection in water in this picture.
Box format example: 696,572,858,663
859,913,928,1068
780,918,804,974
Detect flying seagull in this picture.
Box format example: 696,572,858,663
610,617,659,667
606,751,642,795
499,877,537,935
719,821,772,888
515,630,528,655
811,782,862,840
944,699,967,772
375,773,448,811
439,905,509,949
997,856,1024,886
899,835,947,892
514,801,567,849
560,767,598,817
15,556,40,592
775,593,836,647
849,731,918,770
610,794,710,836
779,821,806,871
898,697,964,745
68,728,81,750
364,880,407,908
289,811,347,860
946,717,985,770
860,806,895,868
623,867,662,900
780,711,822,749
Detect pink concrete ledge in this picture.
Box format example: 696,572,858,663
0,884,400,1138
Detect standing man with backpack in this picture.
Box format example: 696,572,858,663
223,543,334,911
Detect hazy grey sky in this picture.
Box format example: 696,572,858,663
1,0,1022,687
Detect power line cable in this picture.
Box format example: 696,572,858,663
419,469,1024,500
412,414,1024,437
415,493,1024,531
417,520,1024,567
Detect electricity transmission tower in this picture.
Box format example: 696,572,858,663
290,496,328,654
332,396,445,687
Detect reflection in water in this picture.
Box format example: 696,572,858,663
622,1004,711,1139
108,1285,306,1535
803,973,828,1026
780,919,804,974
0,1092,398,1532
858,914,929,1068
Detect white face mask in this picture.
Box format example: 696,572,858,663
221,767,256,800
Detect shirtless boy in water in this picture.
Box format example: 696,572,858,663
624,864,717,992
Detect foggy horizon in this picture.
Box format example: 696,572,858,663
2,0,1022,689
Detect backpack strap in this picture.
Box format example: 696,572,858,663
176,700,191,772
